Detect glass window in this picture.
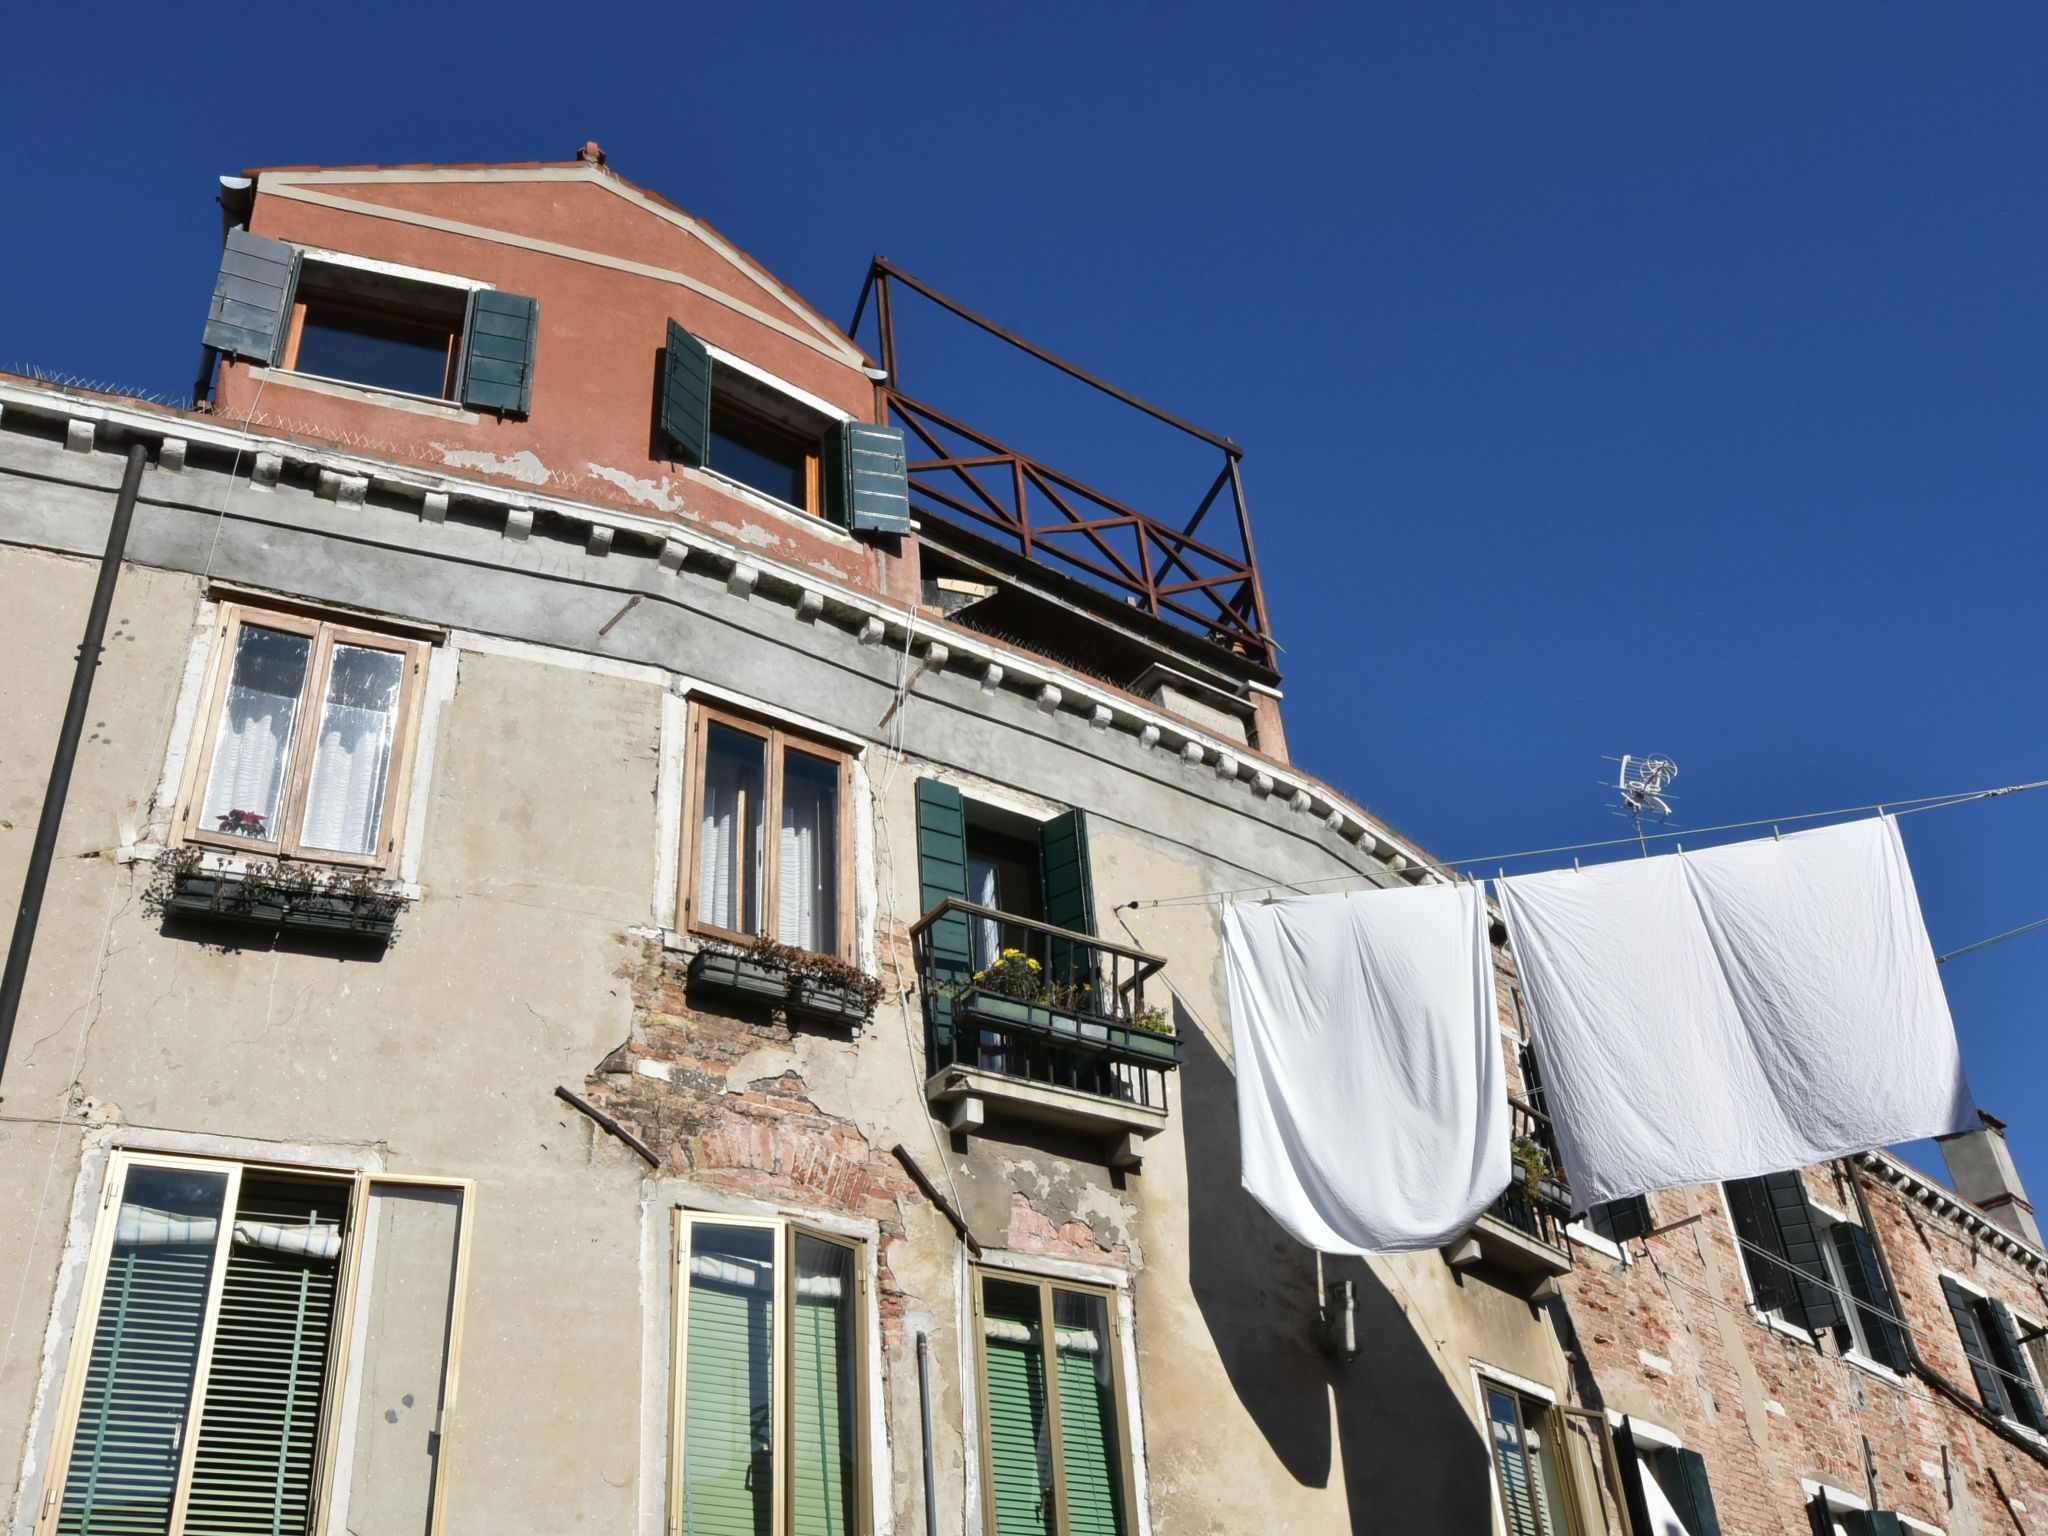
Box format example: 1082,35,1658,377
184,607,426,873
710,400,815,511
672,1215,866,1536
687,709,850,957
976,1271,1131,1536
40,1155,471,1536
1485,1387,1571,1536
283,262,467,401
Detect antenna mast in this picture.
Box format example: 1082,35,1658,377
1613,754,1679,857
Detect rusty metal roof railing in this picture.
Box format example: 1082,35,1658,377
849,258,1277,671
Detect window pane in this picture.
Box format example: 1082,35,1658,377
298,644,405,857
778,750,840,953
982,1280,1054,1536
710,403,810,510
791,1236,857,1536
293,303,454,400
682,1224,776,1536
1052,1289,1125,1536
57,1164,230,1536
184,1175,348,1536
1522,1411,1569,1536
332,1183,464,1536
1486,1388,1542,1536
700,725,767,934
200,625,312,842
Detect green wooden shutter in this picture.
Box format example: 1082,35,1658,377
1829,1223,1911,1373
660,320,713,464
823,422,910,534
983,1328,1053,1536
57,1244,218,1536
1037,810,1098,1010
1941,1277,2008,1415
1988,1300,2048,1430
183,1177,344,1536
1723,1178,1799,1316
1589,1196,1654,1243
202,229,298,365
1662,1449,1724,1536
682,1277,774,1536
789,1260,854,1536
459,290,540,416
1054,1336,1124,1536
1842,1514,1905,1536
1760,1172,1843,1331
916,780,972,1054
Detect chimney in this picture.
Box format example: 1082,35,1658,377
578,140,607,167
1939,1111,2043,1246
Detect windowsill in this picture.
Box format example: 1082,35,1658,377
1999,1416,2048,1446
1842,1350,1907,1386
247,366,481,423
1753,1307,1818,1344
686,465,860,546
119,843,421,902
1564,1223,1628,1264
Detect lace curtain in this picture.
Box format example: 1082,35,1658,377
198,626,311,840
299,646,402,856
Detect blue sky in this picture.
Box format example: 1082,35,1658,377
9,4,2046,1189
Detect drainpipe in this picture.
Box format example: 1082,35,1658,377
917,1329,939,1536
1842,1157,2048,1472
0,442,147,1098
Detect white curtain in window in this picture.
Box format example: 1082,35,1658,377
300,647,402,855
700,727,765,933
969,856,1001,970
779,753,839,952
198,626,312,840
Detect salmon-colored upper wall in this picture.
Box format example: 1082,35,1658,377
214,167,907,600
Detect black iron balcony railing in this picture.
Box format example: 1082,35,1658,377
907,899,1178,1114
1494,1097,1575,1255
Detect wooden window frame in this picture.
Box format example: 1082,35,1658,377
34,1150,475,1536
280,262,469,403
1478,1379,1586,1536
707,393,825,516
667,1211,872,1536
969,1266,1140,1536
174,603,431,875
679,702,855,960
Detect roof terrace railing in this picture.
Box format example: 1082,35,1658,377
850,259,1276,671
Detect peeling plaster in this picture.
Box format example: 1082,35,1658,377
588,463,685,512
436,445,552,485
707,518,783,550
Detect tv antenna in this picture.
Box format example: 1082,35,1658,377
1611,755,1679,855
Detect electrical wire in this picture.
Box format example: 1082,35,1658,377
1940,917,2048,966
1124,775,2048,911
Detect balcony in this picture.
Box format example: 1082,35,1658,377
1443,1099,1576,1297
908,899,1177,1167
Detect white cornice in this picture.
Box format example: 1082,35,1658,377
1857,1150,2048,1274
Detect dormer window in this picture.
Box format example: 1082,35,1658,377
283,255,473,401
706,373,828,514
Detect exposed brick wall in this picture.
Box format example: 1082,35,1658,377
1560,1157,2048,1533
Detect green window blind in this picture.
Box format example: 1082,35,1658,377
983,1281,1053,1536
790,1237,856,1536
916,779,972,1053
58,1166,230,1536
1941,1276,2010,1416
683,1228,776,1536
458,291,540,417
1053,1334,1123,1536
822,422,910,535
183,1177,344,1536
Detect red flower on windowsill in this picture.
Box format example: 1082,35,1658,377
216,809,268,837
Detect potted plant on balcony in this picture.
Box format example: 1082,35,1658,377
966,949,1059,1034
1121,1002,1181,1064
1509,1136,1572,1213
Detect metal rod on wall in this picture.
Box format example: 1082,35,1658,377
0,441,148,1098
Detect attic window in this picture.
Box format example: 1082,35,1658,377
284,257,472,401
708,384,824,513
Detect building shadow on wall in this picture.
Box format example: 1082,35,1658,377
1179,1003,1493,1532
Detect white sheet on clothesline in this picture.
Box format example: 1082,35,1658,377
1224,882,1509,1255
1496,815,1977,1209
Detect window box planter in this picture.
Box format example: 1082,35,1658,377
164,870,399,941
961,990,1060,1035
688,950,794,1004
788,978,873,1026
1123,1028,1181,1065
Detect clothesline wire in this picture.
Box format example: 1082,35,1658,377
1123,775,2048,912
1938,916,2048,966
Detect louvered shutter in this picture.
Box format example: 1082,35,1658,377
660,320,713,464
458,291,539,416
681,1275,775,1536
203,229,299,365
1055,1336,1124,1536
824,421,910,534
1037,810,1098,1011
1663,1449,1724,1536
916,780,972,1054
984,1329,1054,1536
1828,1224,1911,1373
56,1241,218,1536
1724,1178,1798,1314
790,1252,855,1536
1807,1495,1838,1536
1988,1301,2048,1430
183,1177,344,1536
1760,1172,1843,1331
1589,1196,1654,1243
1941,1277,2009,1415
1485,1390,1541,1536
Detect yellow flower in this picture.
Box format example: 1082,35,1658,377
972,970,986,981
1026,958,1041,970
